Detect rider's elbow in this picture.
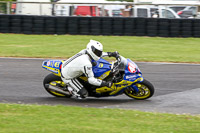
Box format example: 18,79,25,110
88,77,102,86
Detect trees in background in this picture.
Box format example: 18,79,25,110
0,0,16,14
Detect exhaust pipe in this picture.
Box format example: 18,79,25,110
45,84,71,95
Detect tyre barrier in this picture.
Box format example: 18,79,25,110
1,14,200,37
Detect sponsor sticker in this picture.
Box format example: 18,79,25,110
99,63,103,68
126,75,137,79
47,61,50,66
128,62,136,73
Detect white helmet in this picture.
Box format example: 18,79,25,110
86,40,103,61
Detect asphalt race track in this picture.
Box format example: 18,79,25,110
0,58,200,115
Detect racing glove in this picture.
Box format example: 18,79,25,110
108,51,119,59
100,81,113,88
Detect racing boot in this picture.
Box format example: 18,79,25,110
68,87,88,99
77,88,88,99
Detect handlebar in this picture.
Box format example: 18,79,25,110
110,56,122,76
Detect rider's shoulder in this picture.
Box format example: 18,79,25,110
78,49,87,54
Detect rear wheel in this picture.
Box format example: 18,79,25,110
124,79,154,100
43,73,72,98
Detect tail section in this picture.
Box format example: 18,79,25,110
42,60,64,77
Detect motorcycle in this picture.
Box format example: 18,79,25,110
42,55,154,100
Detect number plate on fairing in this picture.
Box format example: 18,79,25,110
42,60,64,76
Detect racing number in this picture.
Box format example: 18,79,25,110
54,62,59,67
128,62,136,73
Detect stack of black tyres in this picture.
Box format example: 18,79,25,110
102,17,112,35
0,15,10,33
32,16,44,34
146,18,158,37
44,16,56,34
135,18,146,36
68,17,79,34
113,17,124,35
170,19,181,37
193,19,200,37
90,17,101,35
22,15,33,34
10,15,22,33
124,18,135,36
2,14,200,37
181,19,192,37
79,17,90,35
158,19,169,37
56,17,67,35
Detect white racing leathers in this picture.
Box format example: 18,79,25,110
61,49,106,96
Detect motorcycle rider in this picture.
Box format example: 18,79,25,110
61,40,119,98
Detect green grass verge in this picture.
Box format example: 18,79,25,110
0,34,200,63
0,103,199,133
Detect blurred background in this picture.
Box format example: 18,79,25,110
0,0,200,19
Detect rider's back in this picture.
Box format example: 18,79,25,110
61,53,92,79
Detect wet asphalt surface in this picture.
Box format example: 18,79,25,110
0,58,200,115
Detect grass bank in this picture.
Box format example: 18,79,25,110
0,34,200,63
0,103,200,133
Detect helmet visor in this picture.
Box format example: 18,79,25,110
91,45,102,57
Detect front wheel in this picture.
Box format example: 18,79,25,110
43,73,72,98
124,79,154,100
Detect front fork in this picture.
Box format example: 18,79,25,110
130,84,139,93
129,77,144,93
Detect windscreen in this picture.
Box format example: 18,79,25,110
117,56,127,71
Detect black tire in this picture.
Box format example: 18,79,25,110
33,20,44,24
170,27,180,31
124,24,134,29
23,27,32,31
182,27,192,31
43,73,72,98
147,26,158,30
113,21,123,25
124,21,135,25
91,20,101,25
22,31,32,34
10,23,21,27
158,19,169,23
158,34,169,37
158,26,169,30
170,23,180,27
182,23,192,27
170,31,180,37
136,24,146,29
124,79,154,100
147,22,158,26
22,23,33,27
102,21,112,25
136,33,146,36
32,28,43,32
147,30,157,34
124,28,134,33
159,22,169,26
136,18,146,24
170,19,181,23
193,23,200,27
56,28,67,32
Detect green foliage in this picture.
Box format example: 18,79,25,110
0,0,16,14
0,3,6,14
0,0,16,1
